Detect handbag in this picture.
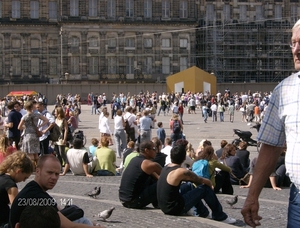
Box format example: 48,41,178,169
62,120,73,142
223,158,250,185
239,173,251,185
60,205,84,221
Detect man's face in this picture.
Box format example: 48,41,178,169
292,26,300,71
14,103,21,112
145,142,157,159
36,104,44,113
35,159,61,191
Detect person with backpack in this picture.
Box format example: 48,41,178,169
169,114,183,146
193,145,233,195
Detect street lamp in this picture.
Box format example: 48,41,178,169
9,66,13,84
59,27,64,82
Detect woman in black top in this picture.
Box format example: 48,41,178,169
221,144,247,185
0,152,33,226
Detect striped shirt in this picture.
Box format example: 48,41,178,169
257,72,300,188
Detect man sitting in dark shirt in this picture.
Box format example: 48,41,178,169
119,141,162,209
157,144,236,224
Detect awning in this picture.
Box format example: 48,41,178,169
7,90,38,97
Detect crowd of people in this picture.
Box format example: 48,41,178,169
0,86,290,228
0,88,291,228
0,87,276,226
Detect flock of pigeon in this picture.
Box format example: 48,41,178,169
84,186,115,222
83,186,238,222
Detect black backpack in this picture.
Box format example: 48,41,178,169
173,120,181,134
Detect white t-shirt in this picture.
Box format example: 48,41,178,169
161,145,172,165
66,148,90,175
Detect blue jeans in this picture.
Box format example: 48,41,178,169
114,129,127,158
171,133,182,146
288,184,300,227
96,170,115,176
180,183,227,221
203,111,208,122
219,112,224,122
74,217,93,225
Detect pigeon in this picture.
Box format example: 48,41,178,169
96,207,115,221
85,186,101,199
226,195,238,208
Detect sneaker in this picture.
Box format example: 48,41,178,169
221,216,236,224
186,208,195,216
206,212,212,219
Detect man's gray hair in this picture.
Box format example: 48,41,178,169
292,19,300,32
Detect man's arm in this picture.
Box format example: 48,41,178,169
83,163,93,178
141,160,162,178
181,169,212,189
241,143,282,227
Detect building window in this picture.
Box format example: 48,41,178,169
71,56,79,74
206,4,214,23
274,5,282,20
70,37,80,47
12,1,20,18
179,0,187,18
144,0,152,18
12,57,21,75
255,5,263,21
162,38,170,48
49,58,57,75
162,0,170,18
126,0,134,17
239,5,247,21
31,58,39,75
89,0,97,17
12,39,21,48
179,38,188,48
49,39,57,48
108,57,116,74
49,1,57,19
223,4,230,22
180,57,187,71
30,1,39,19
0,1,2,18
144,38,152,48
107,0,116,18
0,59,2,75
162,57,170,74
70,0,79,17
108,38,116,48
89,37,98,47
126,38,135,48
30,39,39,48
126,57,134,74
88,57,98,74
144,57,152,74
291,5,297,23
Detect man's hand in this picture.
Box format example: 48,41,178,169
86,174,93,178
202,178,213,189
241,197,262,227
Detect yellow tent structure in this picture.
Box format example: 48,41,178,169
166,66,216,94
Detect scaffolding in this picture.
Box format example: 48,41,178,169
196,7,295,83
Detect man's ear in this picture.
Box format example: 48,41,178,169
15,222,20,228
